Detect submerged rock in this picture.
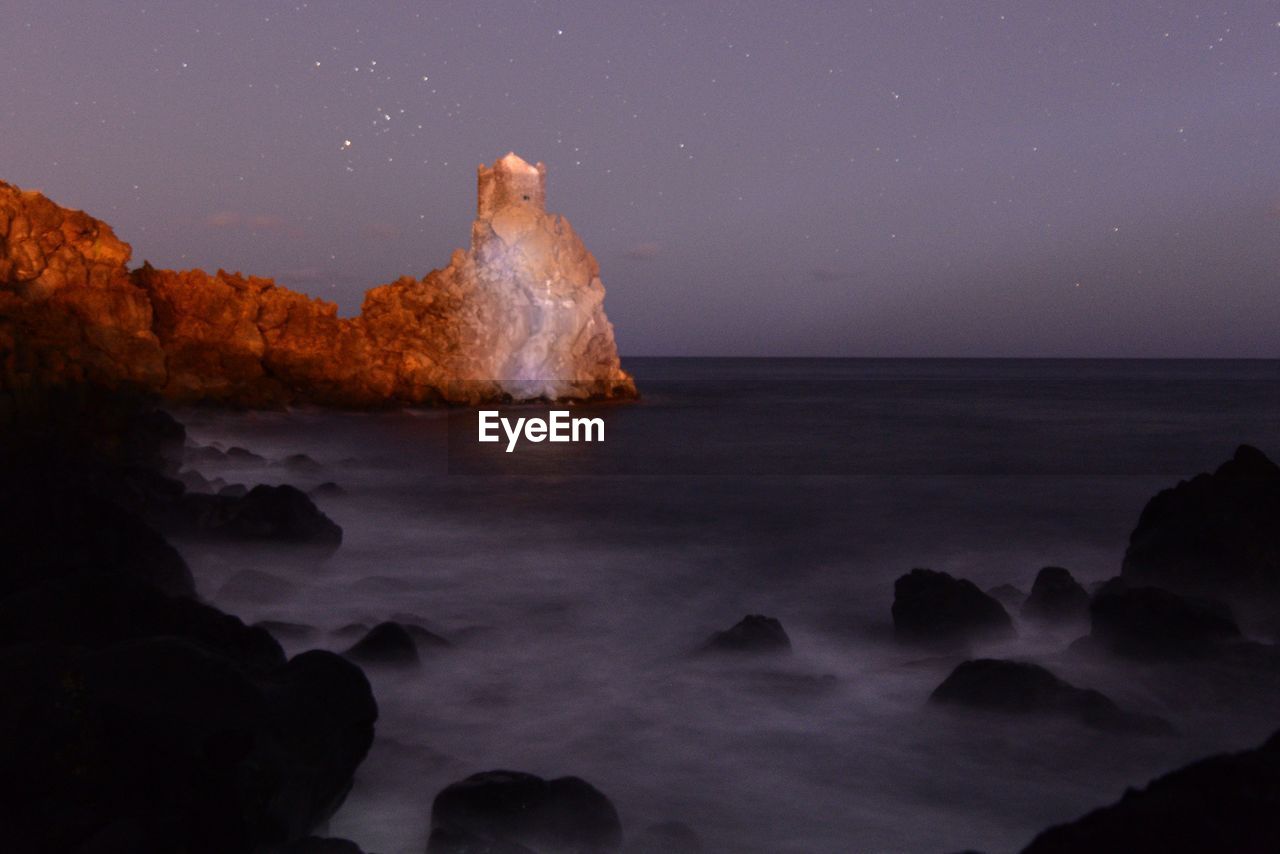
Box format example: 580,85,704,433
344,621,421,667
1020,728,1280,853
166,484,343,548
931,658,1172,734
1021,566,1089,624
701,614,792,654
892,568,1014,646
1088,578,1240,659
1,155,635,407
427,770,622,854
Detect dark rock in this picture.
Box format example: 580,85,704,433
1020,728,1280,853
344,622,420,667
219,570,299,604
333,622,370,640
311,481,346,498
931,659,1173,734
226,446,267,463
256,620,318,642
1021,567,1090,624
1089,578,1240,659
427,770,622,854
987,583,1026,610
0,571,285,675
404,623,452,651
892,568,1014,646
168,484,342,548
281,838,367,854
0,486,194,598
219,483,249,498
1122,445,1280,616
625,821,704,854
0,638,376,854
281,838,366,854
701,614,791,654
282,453,324,473
187,443,229,464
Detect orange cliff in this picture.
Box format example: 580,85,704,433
0,153,636,407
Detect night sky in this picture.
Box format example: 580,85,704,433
3,1,1277,357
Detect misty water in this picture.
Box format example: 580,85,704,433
174,359,1280,854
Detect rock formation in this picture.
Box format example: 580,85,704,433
1,153,636,407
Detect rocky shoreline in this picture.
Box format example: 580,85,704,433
2,385,1278,852
0,154,635,409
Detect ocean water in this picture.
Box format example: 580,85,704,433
175,358,1280,854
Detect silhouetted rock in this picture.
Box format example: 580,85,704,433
1021,728,1280,853
168,484,342,548
701,614,791,654
427,770,622,854
281,838,368,854
987,583,1026,610
1089,578,1240,659
344,622,420,667
282,453,324,473
1123,445,1280,618
892,568,1014,646
625,821,704,854
311,481,346,497
931,659,1172,734
219,483,249,498
1021,567,1089,624
227,446,267,463
256,620,318,642
404,623,452,651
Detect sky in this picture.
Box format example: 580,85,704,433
2,1,1277,357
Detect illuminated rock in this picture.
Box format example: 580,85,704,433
0,154,635,406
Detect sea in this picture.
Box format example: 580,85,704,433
173,358,1280,854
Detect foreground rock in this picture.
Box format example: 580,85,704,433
1,154,635,406
701,614,791,654
1021,566,1089,624
892,568,1014,646
0,389,377,853
930,659,1172,734
1021,728,1280,853
1087,578,1240,659
427,770,622,854
1122,445,1280,622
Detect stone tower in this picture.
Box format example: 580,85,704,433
476,152,547,219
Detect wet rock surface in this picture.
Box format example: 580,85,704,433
427,770,622,854
892,568,1015,646
931,658,1173,734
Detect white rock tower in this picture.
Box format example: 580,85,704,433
459,152,634,401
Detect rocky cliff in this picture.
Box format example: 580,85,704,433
0,153,635,407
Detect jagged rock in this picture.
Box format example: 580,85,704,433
2,155,635,407
1021,567,1089,624
930,659,1172,734
1088,578,1240,659
344,621,420,667
427,770,622,854
1020,728,1280,853
624,821,704,854
892,568,1014,646
700,614,791,654
1123,445,1280,616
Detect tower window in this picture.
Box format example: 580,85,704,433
522,195,530,201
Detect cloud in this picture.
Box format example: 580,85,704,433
621,242,661,261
